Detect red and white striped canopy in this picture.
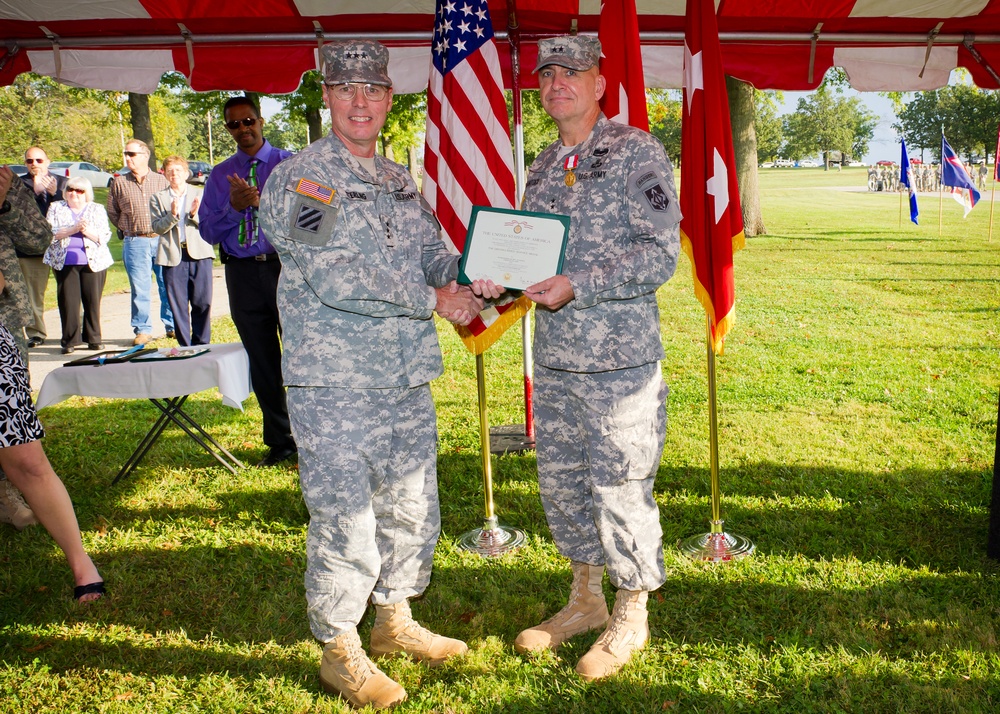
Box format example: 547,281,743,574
2,1,999,94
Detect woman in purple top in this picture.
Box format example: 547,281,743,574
44,177,114,354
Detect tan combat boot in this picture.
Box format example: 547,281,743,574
369,601,469,667
0,479,39,531
514,561,610,654
319,629,407,709
575,589,649,681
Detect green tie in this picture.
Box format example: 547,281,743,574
238,158,259,247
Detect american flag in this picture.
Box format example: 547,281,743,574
423,0,529,355
295,178,334,204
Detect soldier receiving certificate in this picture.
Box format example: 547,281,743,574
457,207,570,291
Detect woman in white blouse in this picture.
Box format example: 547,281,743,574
44,177,114,354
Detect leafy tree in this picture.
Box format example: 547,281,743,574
381,90,427,167
753,90,783,162
894,74,1000,163
272,70,325,144
781,87,876,162
515,90,557,166
894,89,947,158
647,89,681,163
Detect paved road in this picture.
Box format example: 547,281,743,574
27,266,231,391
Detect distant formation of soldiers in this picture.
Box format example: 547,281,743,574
868,160,991,193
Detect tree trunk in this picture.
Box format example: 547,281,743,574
128,92,157,169
726,75,765,237
306,107,323,144
409,146,419,184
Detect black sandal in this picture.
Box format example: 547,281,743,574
74,581,106,602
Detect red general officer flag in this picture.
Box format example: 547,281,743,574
423,0,529,354
598,0,649,131
680,0,745,354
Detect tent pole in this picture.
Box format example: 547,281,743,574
489,0,536,454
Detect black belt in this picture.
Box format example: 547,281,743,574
227,252,279,263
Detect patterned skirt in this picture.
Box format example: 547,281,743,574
0,323,44,448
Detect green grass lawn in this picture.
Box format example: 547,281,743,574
3,169,1000,712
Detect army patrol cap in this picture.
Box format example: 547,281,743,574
322,40,392,87
533,35,602,73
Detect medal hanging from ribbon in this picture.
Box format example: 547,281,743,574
238,158,259,247
564,154,578,187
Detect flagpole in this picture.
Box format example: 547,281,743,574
679,317,755,562
488,0,536,455
898,186,903,229
989,182,996,243
938,183,944,237
458,354,527,556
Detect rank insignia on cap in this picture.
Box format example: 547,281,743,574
295,178,335,205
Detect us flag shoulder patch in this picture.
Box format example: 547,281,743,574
295,178,335,204
295,205,325,233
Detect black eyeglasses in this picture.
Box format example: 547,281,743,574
124,151,146,157
225,117,259,131
24,158,45,164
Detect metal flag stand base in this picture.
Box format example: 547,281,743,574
459,515,527,557
459,354,527,557
489,424,535,454
679,521,755,562
680,319,756,563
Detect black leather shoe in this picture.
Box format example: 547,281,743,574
256,446,298,467
61,346,75,355
28,337,44,348
88,343,105,350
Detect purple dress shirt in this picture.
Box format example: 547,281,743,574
198,140,293,259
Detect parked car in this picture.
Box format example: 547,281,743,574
847,161,866,167
775,158,794,167
187,160,213,185
759,161,775,168
799,159,819,168
49,161,115,187
8,164,28,176
875,160,895,166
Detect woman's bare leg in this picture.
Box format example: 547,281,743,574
0,440,102,601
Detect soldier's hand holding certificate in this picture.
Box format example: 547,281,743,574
457,207,570,291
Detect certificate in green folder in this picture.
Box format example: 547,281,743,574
457,206,570,291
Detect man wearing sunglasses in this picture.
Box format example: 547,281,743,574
199,97,297,468
106,139,175,346
260,40,482,709
18,147,66,348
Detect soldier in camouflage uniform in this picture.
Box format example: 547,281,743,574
495,35,680,682
0,165,55,531
259,40,483,710
0,167,52,361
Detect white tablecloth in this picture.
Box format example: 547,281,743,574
36,343,251,410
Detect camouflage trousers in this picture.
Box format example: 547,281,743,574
534,362,667,592
288,384,441,643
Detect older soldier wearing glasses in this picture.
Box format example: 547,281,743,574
199,97,297,468
260,40,482,709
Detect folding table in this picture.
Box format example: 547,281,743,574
36,343,251,483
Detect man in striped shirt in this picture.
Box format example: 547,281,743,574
106,139,175,345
